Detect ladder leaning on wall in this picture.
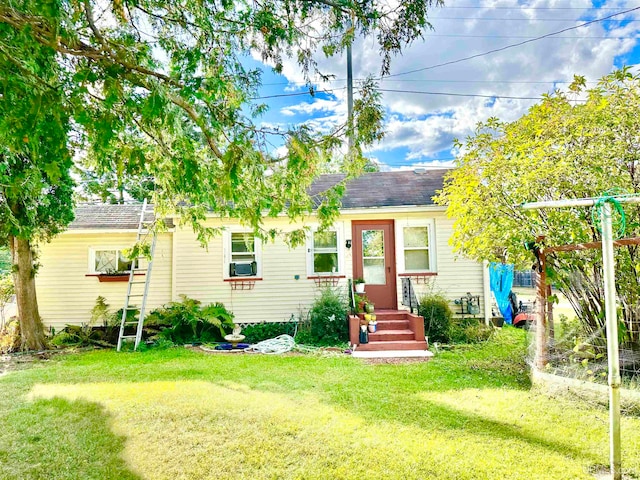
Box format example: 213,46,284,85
117,199,157,352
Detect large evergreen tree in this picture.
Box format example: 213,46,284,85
0,2,74,349
1,0,442,349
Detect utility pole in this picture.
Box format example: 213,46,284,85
346,41,353,150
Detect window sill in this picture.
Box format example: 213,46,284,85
398,272,437,284
224,277,261,290
85,273,144,283
307,275,345,287
398,272,437,277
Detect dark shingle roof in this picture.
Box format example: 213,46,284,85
69,204,168,230
69,170,447,229
308,170,447,209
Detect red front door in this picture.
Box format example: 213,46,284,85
352,220,397,309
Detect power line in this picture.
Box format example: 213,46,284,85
385,5,640,78
379,79,597,84
252,87,582,102
424,34,639,39
427,17,639,21
262,77,601,87
377,88,545,100
440,6,640,10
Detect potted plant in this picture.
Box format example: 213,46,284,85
354,278,366,294
365,302,375,314
355,294,368,313
368,314,377,333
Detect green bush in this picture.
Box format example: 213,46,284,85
449,318,494,344
50,324,112,348
418,293,453,343
50,331,81,347
306,287,348,345
147,295,235,344
242,322,297,343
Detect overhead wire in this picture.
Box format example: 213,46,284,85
384,5,640,78
425,17,640,21
437,5,640,10
252,87,587,102
377,88,544,100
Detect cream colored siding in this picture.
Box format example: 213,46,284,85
173,221,334,324
36,207,486,327
36,233,172,330
429,214,485,313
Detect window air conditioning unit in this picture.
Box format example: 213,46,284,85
230,261,257,277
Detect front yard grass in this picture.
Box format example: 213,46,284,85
1,328,639,479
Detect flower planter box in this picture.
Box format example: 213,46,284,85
97,274,130,282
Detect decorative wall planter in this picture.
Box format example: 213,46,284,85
96,274,129,282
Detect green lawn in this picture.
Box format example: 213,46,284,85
1,329,639,480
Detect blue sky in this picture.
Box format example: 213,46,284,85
247,1,640,171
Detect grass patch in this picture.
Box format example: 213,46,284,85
1,328,639,479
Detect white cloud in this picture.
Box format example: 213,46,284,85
255,0,640,166
280,98,343,117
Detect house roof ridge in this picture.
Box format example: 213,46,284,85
70,170,447,229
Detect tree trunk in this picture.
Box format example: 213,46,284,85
9,235,46,350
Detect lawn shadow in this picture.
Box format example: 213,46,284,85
272,362,601,467
0,396,141,480
399,397,598,463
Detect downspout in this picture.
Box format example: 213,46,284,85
171,226,177,301
483,260,491,325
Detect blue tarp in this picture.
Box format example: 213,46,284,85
489,262,514,324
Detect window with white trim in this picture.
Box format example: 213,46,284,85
312,231,338,274
224,231,261,278
398,221,436,273
307,227,343,276
90,249,134,274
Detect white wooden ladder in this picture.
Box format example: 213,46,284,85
117,199,157,351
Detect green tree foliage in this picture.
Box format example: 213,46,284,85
0,248,10,273
1,0,441,240
437,68,640,341
0,0,441,349
0,4,74,349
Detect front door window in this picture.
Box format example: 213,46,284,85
362,229,385,284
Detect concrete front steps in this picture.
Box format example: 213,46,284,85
349,310,430,357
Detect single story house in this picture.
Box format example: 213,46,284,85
35,170,492,332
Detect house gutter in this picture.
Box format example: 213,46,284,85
63,228,176,234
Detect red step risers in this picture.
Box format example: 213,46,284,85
376,320,410,331
368,329,415,341
349,310,428,352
